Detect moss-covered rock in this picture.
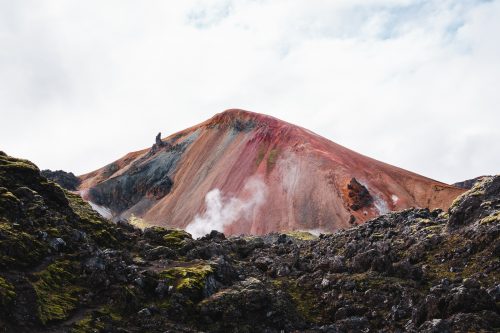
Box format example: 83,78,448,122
199,277,302,332
285,230,318,241
71,316,106,333
0,219,47,268
479,211,500,225
277,278,322,323
0,276,16,308
160,263,213,296
0,187,19,202
128,213,150,229
66,192,121,247
162,229,192,249
32,260,83,324
71,306,122,333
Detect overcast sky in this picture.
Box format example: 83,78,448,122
1,0,499,184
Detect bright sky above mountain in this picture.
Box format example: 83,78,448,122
1,0,499,183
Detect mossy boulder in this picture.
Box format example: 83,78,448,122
199,277,302,332
479,211,500,225
449,176,500,229
0,187,21,220
143,226,193,249
160,263,214,299
71,306,123,333
277,278,322,323
162,229,192,249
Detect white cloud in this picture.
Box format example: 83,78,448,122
0,0,499,183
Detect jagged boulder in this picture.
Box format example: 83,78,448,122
347,177,373,211
448,176,500,229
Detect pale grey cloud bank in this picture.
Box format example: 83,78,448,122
0,0,498,183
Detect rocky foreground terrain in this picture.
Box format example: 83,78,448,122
0,151,499,332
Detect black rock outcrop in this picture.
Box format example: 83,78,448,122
347,177,373,211
453,176,491,189
41,169,81,191
155,132,163,147
150,132,171,155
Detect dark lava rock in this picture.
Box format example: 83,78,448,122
48,237,66,251
448,175,500,229
444,284,496,315
41,169,81,191
144,245,176,260
150,132,171,154
87,139,186,217
155,132,163,147
146,175,173,199
452,176,491,189
0,152,499,333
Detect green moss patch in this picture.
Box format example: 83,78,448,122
0,156,39,173
162,229,192,249
422,225,443,232
416,218,433,224
370,232,385,239
0,219,46,268
71,304,123,332
129,214,150,229
160,263,213,293
285,230,318,241
66,192,119,247
278,279,321,323
0,276,16,307
479,212,500,225
347,272,414,290
33,260,83,324
71,316,105,333
0,189,19,203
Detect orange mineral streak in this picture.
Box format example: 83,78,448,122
78,109,465,235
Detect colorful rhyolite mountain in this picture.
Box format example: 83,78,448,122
78,109,464,236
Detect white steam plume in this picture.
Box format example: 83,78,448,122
186,176,267,239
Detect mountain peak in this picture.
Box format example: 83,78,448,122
205,109,282,131
215,109,268,121
79,110,464,235
217,108,258,118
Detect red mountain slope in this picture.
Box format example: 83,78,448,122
78,109,464,237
